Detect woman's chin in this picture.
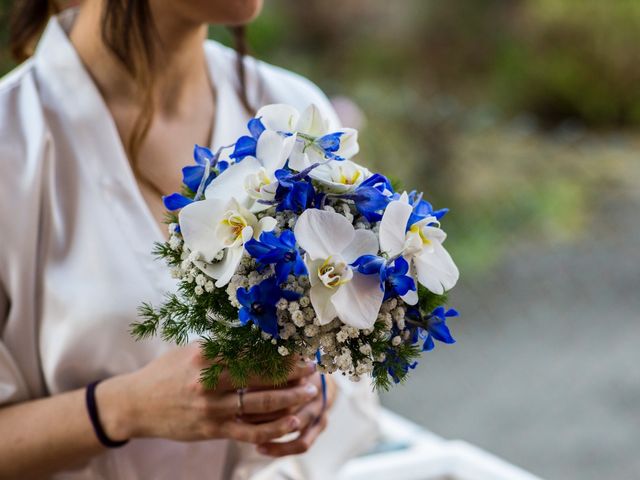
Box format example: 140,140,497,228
204,0,264,25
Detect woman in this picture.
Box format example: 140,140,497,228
0,1,379,479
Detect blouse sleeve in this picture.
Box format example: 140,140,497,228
0,281,29,406
0,68,43,407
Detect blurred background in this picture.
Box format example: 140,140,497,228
2,1,639,479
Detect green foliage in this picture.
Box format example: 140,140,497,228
199,330,296,390
418,285,448,315
388,176,405,193
131,238,298,389
372,342,422,391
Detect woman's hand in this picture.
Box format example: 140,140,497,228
98,343,320,445
240,373,339,457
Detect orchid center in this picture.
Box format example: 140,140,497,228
331,163,364,186
218,211,248,245
317,256,353,288
245,168,279,203
409,223,432,246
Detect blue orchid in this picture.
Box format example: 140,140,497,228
162,145,230,211
162,192,193,211
406,190,448,226
421,306,458,352
229,118,266,161
352,255,416,300
236,277,300,338
314,132,347,161
274,169,316,213
342,173,394,222
349,186,391,222
244,230,307,284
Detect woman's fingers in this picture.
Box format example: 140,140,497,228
241,383,318,414
238,409,296,424
256,414,328,457
290,397,324,433
223,415,301,444
212,382,319,417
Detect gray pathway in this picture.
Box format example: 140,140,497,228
381,193,640,480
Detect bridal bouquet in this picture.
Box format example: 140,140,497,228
132,104,459,390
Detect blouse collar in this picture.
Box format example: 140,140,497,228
31,10,249,244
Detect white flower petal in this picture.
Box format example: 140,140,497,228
241,225,255,244
178,198,227,261
341,229,379,264
204,156,261,206
256,104,300,132
422,224,447,244
413,243,459,294
294,209,355,260
304,255,323,287
310,283,338,325
308,160,370,193
256,130,296,172
401,288,419,306
296,104,329,137
331,272,384,329
258,216,277,234
335,128,360,159
196,246,244,288
379,199,413,256
288,148,312,172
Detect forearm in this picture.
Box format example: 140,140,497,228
0,374,132,479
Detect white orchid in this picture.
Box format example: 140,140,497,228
294,209,383,329
204,130,296,211
179,197,276,287
256,104,360,171
308,159,371,193
379,193,459,300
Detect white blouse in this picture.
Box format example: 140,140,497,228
0,10,379,480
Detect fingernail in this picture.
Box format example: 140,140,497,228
304,384,318,397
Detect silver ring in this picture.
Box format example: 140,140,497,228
237,388,246,416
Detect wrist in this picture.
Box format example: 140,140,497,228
95,374,138,442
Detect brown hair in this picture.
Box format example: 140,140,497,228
9,1,253,184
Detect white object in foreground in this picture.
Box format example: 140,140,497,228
337,409,545,480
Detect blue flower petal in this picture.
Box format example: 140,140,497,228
352,255,385,275
389,274,416,296
248,118,266,139
238,307,252,326
428,320,456,344
422,334,435,352
230,135,257,161
182,165,206,193
275,261,291,284
236,286,253,309
316,132,344,153
445,308,460,318
162,193,193,211
217,160,229,173
293,255,308,276
193,144,214,166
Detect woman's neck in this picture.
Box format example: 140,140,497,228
69,0,211,117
